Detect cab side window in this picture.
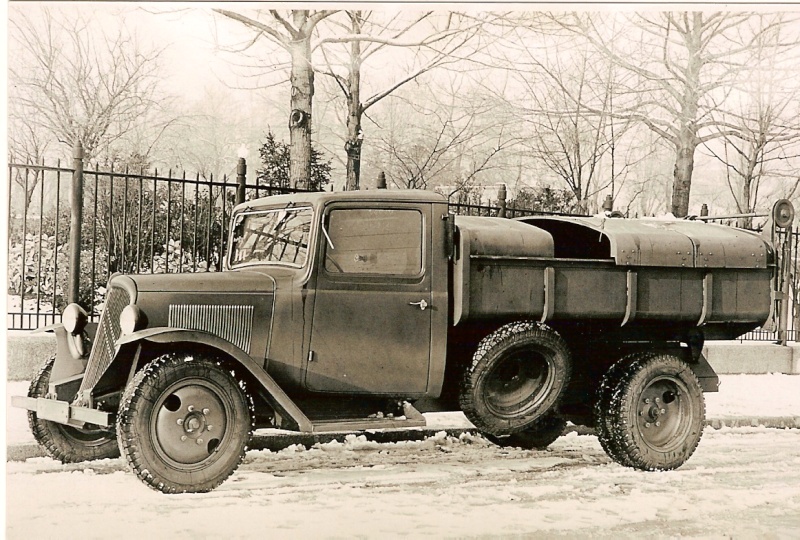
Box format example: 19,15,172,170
324,209,423,276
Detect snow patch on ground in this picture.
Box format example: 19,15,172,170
704,373,800,417
6,428,800,538
6,374,800,538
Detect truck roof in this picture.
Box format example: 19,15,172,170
234,189,447,213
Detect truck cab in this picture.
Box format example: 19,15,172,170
227,190,450,398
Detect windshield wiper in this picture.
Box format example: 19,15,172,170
321,222,335,250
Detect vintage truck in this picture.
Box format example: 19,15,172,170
13,190,792,493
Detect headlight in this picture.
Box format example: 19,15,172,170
62,303,88,335
120,305,147,335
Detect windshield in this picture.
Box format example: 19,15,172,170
229,207,313,268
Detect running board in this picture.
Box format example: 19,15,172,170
309,402,426,433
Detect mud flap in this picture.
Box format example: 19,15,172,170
690,353,719,393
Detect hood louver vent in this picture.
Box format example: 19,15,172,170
169,304,254,353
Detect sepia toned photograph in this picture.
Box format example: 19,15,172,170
5,2,800,537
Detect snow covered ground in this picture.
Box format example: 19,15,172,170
6,374,800,539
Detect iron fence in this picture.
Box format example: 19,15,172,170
8,149,800,342
7,152,308,329
740,226,800,343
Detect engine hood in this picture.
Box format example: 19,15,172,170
124,269,277,294
111,269,279,358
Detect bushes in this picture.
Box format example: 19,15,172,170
7,233,107,314
7,178,226,317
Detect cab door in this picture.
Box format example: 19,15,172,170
305,203,432,395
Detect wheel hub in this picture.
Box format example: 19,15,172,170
637,378,690,449
485,351,552,418
154,383,227,465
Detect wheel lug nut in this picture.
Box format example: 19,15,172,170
181,435,187,441
656,421,661,427
661,408,666,414
188,405,194,412
645,399,651,404
203,408,210,415
655,398,660,403
207,425,213,431
197,438,204,445
177,419,183,425
645,422,651,428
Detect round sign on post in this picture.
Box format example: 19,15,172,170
773,199,795,228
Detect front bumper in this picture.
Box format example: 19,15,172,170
11,396,112,428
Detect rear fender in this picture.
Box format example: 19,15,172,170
639,344,720,394
111,328,313,431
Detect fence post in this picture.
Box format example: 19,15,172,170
498,184,507,218
236,157,246,206
68,141,84,305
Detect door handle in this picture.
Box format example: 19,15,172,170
409,299,428,311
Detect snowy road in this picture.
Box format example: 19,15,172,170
7,426,800,539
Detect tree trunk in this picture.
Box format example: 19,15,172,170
671,133,697,217
669,14,703,218
345,35,363,191
288,30,314,190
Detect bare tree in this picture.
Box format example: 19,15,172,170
214,9,337,189
561,11,798,217
508,34,630,213
8,7,162,161
371,78,521,195
705,16,800,226
161,86,255,181
315,11,479,190
8,112,51,214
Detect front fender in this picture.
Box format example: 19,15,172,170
47,324,88,386
116,327,313,431
117,327,250,362
32,322,64,334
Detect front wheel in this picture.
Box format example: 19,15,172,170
116,353,253,493
601,354,705,471
28,356,119,463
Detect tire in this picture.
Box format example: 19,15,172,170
459,322,571,436
602,354,705,471
485,413,567,450
27,356,120,463
593,352,654,467
116,353,253,493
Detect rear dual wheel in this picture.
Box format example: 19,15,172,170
117,353,253,493
595,353,705,471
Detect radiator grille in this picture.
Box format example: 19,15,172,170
79,286,130,392
169,304,254,353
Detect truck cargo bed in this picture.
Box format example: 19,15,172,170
453,215,774,338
